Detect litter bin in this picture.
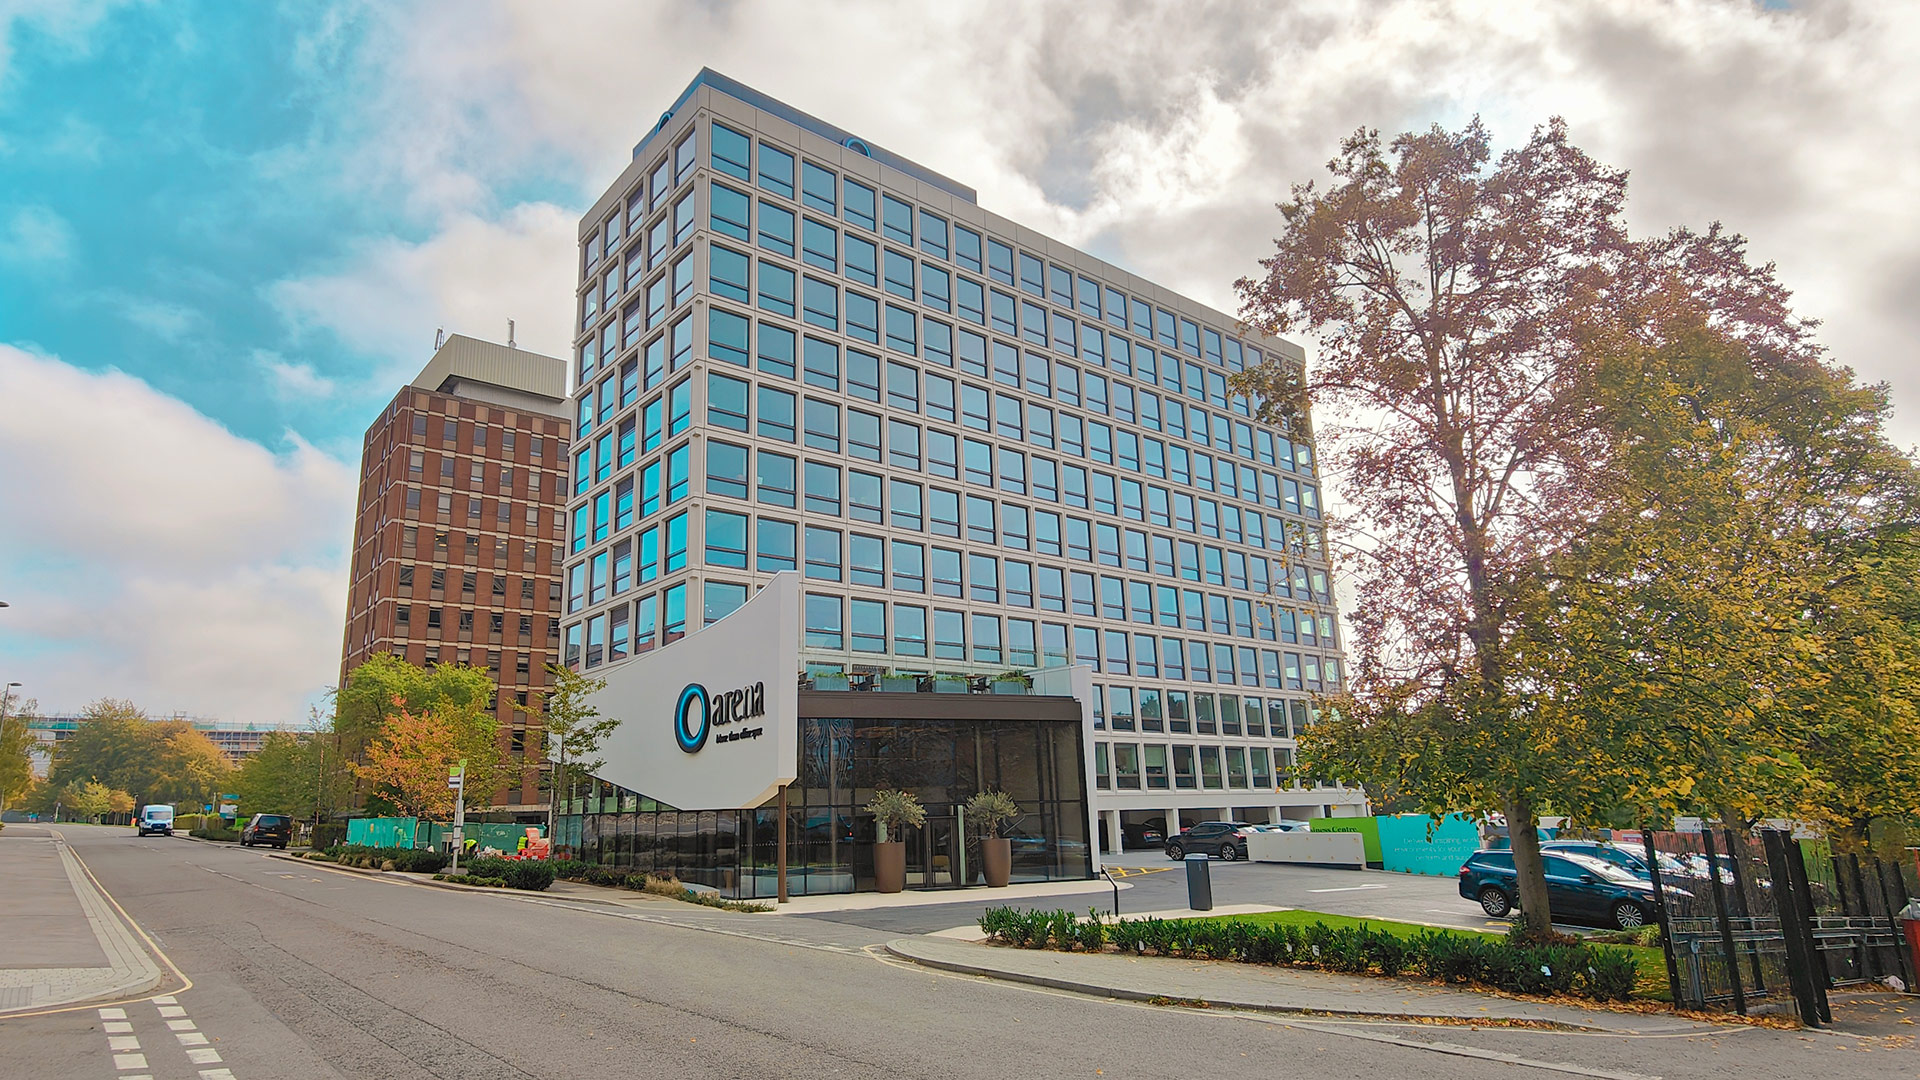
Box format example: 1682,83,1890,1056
1185,853,1213,911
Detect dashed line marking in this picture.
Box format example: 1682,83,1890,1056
178,1031,211,1046
108,1035,141,1050
186,1047,224,1065
113,1052,148,1070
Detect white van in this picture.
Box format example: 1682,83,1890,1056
137,805,175,837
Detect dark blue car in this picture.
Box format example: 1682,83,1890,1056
1458,849,1682,929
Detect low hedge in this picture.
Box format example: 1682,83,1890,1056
435,873,508,888
549,860,773,912
461,856,555,891
191,824,241,842
323,844,449,874
977,907,1639,1003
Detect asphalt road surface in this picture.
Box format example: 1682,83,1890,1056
0,825,1909,1080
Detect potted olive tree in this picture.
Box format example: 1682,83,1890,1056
964,790,1019,888
866,789,925,893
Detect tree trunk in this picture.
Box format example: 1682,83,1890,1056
1505,793,1554,937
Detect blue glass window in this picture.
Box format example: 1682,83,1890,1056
956,276,985,325
987,238,1014,285
924,318,953,368
757,142,794,198
882,194,913,244
922,264,950,313
845,234,877,286
756,517,796,572
802,276,838,330
885,303,917,355
709,183,749,241
711,123,750,180
707,307,748,366
708,373,748,430
757,200,794,257
757,450,796,507
1048,263,1072,306
802,161,836,214
844,178,876,231
884,248,915,300
758,385,796,441
757,260,795,317
954,225,983,272
1018,251,1044,297
758,322,795,379
803,336,839,389
846,290,880,344
919,210,948,260
802,218,836,271
706,442,748,500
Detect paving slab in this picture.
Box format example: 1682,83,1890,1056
885,935,1723,1035
0,830,163,1013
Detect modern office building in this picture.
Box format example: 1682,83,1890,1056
557,70,1361,896
339,333,573,813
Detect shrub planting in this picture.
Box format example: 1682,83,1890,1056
322,844,449,874
546,861,773,912
976,907,1638,1003
462,856,555,891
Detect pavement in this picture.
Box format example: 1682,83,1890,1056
3,825,1914,1079
0,827,163,1013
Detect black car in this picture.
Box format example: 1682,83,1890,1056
1120,820,1165,850
1166,821,1253,861
241,813,293,849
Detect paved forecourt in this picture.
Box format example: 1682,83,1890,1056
0,825,162,1013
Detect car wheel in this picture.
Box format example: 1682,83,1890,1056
1478,885,1513,918
1612,901,1648,930
1217,843,1237,862
1166,844,1184,861
278,843,288,850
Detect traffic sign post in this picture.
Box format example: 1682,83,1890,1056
448,760,467,875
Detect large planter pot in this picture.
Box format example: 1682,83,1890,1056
990,681,1029,695
879,677,918,693
932,677,969,694
981,837,1012,888
873,840,906,893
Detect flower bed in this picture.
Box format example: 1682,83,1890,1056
977,906,1640,1003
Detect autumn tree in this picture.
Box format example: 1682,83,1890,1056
353,699,503,822
333,655,494,760
1233,118,1851,932
518,664,613,841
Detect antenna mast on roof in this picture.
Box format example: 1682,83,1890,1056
434,327,445,350
507,319,516,349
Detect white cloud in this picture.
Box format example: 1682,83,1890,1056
0,204,74,268
0,344,354,722
268,201,576,375
0,0,125,87
314,0,1917,448
253,350,337,400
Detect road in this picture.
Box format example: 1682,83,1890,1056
0,824,1910,1079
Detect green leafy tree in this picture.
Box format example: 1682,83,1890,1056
519,664,613,841
0,695,38,815
62,779,116,823
332,656,496,809
233,731,323,818
45,700,233,807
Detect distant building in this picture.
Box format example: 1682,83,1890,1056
337,333,573,816
22,714,299,775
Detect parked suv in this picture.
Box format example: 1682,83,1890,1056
1165,821,1253,861
241,813,293,849
1458,848,1684,929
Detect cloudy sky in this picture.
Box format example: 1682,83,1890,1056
0,0,1913,723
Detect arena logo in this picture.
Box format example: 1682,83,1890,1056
673,680,768,754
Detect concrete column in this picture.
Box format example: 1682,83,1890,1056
1102,809,1123,855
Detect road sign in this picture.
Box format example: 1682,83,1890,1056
447,759,466,789
219,803,238,817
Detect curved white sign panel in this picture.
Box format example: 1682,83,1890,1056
587,573,800,810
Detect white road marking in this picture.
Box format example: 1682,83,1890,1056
99,1007,128,1019
108,1035,141,1051
158,1005,186,1017
113,1053,148,1070
186,1047,223,1065
1308,884,1388,893
152,996,177,1004
200,1070,236,1080
178,1032,210,1046
104,1021,134,1033
168,1018,197,1031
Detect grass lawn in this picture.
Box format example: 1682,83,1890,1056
1181,908,1673,1002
